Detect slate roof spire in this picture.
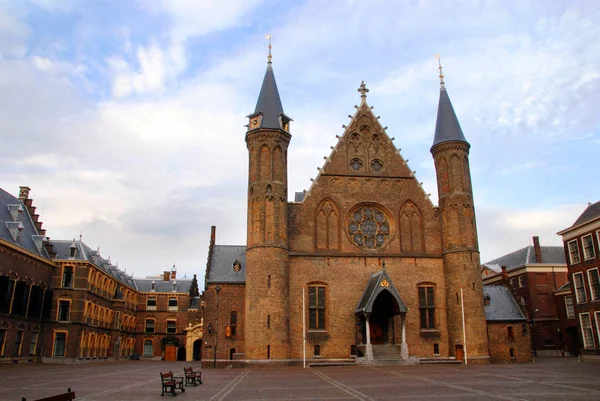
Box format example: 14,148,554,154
249,35,291,131
431,57,468,149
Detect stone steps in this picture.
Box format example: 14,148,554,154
419,357,463,365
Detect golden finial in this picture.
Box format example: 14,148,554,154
435,54,445,90
266,34,272,64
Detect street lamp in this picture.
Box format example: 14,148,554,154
214,285,221,368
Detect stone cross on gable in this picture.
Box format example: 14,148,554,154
357,81,369,99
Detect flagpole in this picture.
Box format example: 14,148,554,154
302,286,306,368
461,287,468,365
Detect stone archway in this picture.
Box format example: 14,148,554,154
369,289,400,345
355,269,408,361
184,320,204,362
193,339,202,361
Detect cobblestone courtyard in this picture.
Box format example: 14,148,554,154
2,358,599,401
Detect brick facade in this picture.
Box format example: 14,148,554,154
558,202,600,361
201,75,491,365
487,322,532,363
0,242,53,363
0,187,202,364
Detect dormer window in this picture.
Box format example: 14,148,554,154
151,281,156,292
69,245,77,258
233,260,242,272
279,115,291,132
172,281,177,292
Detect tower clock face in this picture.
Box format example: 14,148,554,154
250,117,260,128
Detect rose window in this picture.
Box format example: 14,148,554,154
348,205,391,249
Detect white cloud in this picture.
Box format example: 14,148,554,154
477,204,584,262
2,0,598,282
108,41,186,98
142,0,265,42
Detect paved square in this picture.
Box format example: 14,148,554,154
2,358,599,400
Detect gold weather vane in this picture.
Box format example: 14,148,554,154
266,34,272,64
435,54,445,90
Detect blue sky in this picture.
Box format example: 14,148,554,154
0,0,598,282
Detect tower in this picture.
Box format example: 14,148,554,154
431,61,489,362
244,38,293,360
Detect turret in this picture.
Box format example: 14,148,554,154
244,37,291,360
431,58,489,362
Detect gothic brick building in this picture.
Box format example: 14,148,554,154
201,53,490,366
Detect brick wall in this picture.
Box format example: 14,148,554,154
487,322,532,363
0,242,53,363
202,283,245,367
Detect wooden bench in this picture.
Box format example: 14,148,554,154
184,367,202,386
160,371,185,396
22,388,75,401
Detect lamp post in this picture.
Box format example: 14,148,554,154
214,285,221,368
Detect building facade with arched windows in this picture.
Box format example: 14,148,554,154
201,55,490,366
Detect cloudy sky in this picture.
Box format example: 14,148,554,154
1,0,598,285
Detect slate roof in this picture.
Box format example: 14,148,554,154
134,278,192,294
253,63,288,130
294,192,305,202
483,285,527,322
483,245,565,270
207,245,246,284
555,281,571,293
51,239,137,289
355,269,407,315
572,200,600,227
0,188,50,259
432,88,468,148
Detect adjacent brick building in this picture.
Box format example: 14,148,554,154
483,285,532,363
557,200,600,361
0,187,202,364
482,236,567,357
135,267,197,361
201,53,490,365
0,187,54,363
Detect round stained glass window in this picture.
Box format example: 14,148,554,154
347,205,392,250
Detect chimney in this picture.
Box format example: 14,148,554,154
19,186,30,201
533,236,542,263
44,238,57,258
171,264,177,280
501,266,508,282
163,271,170,282
211,225,216,244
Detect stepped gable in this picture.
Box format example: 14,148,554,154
0,187,51,259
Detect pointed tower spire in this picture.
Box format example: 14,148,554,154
431,57,468,149
248,35,292,131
